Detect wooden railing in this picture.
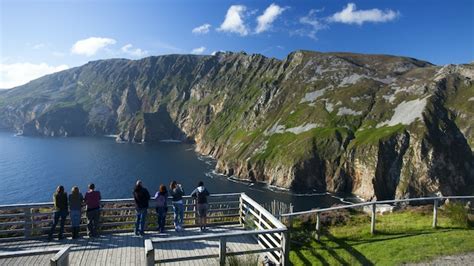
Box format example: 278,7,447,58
0,246,70,266
279,195,474,240
145,193,289,266
240,193,289,265
0,193,242,241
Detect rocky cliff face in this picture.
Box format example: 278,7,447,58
0,50,472,200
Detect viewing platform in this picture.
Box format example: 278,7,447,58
0,193,289,265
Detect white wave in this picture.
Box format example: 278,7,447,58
104,134,118,138
267,184,290,192
227,176,253,185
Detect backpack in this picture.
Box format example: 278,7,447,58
196,189,207,203
156,193,166,207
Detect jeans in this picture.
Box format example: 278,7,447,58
156,207,167,232
86,209,100,237
135,208,148,234
70,210,81,227
172,202,184,228
50,210,68,238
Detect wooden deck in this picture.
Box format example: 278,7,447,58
0,225,264,265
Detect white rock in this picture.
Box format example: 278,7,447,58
337,107,363,116
378,96,429,127
285,123,319,134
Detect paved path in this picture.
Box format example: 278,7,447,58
0,225,263,265
407,253,474,266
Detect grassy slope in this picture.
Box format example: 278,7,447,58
290,209,474,265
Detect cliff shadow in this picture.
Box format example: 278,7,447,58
142,106,188,142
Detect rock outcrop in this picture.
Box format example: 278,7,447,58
0,50,473,200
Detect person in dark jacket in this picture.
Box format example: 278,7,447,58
191,181,210,231
69,186,83,239
48,185,68,240
133,180,150,236
169,180,185,231
154,184,168,233
84,183,101,237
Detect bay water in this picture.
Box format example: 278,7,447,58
0,131,347,211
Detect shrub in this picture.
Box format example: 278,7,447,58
443,201,470,228
226,254,259,266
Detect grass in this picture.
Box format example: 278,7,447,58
289,207,474,265
351,124,406,146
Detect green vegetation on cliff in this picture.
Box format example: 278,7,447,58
0,51,472,199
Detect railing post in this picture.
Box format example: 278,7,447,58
315,212,321,241
288,215,293,230
281,231,290,266
24,207,32,238
219,237,226,266
370,203,376,235
193,199,198,226
239,195,243,226
145,239,154,266
433,199,438,229
50,246,70,266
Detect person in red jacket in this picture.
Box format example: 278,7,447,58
84,183,101,237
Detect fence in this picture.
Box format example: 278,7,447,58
279,195,474,240
0,193,242,241
145,193,289,266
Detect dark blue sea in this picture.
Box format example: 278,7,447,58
0,131,346,211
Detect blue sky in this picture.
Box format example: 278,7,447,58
1,0,473,88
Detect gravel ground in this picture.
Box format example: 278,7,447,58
406,253,474,265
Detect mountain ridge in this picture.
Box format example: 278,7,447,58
0,50,472,200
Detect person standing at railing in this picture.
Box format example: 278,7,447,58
48,185,68,240
84,183,101,238
170,181,185,232
69,186,83,239
191,181,210,232
154,184,168,233
133,180,150,236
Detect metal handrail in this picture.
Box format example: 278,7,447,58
0,193,242,210
279,195,474,217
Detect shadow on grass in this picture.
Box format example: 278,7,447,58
294,249,315,266
289,226,468,265
345,228,455,246
324,233,374,266
291,230,373,265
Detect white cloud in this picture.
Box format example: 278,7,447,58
32,43,46,50
329,3,399,25
0,62,69,89
256,3,286,34
71,37,116,56
217,5,249,36
192,24,211,34
121,44,148,57
52,51,66,57
191,46,206,55
296,9,328,40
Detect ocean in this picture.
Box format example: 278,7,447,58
0,131,348,211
